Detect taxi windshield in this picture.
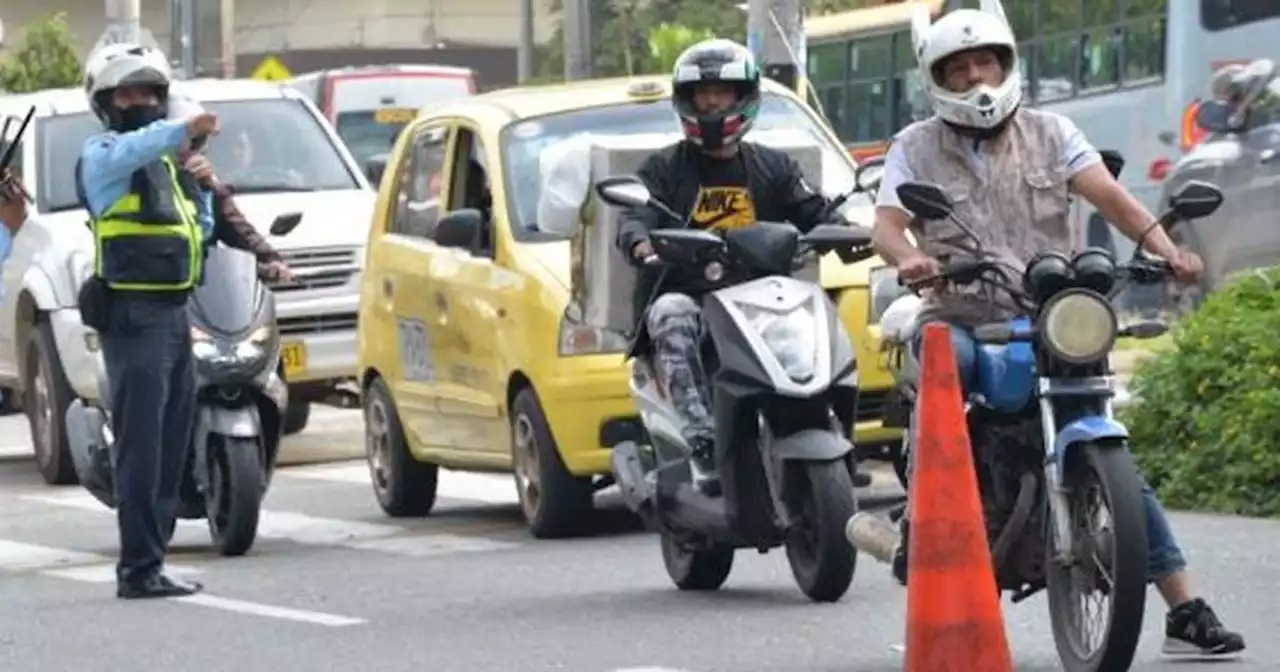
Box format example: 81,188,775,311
500,92,865,242
38,98,361,213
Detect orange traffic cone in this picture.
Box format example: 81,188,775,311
904,323,1013,672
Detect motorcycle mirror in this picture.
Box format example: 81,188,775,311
854,155,886,194
1167,180,1223,221
896,181,952,220
1119,321,1168,340
594,176,652,210
269,212,303,236
1099,149,1125,179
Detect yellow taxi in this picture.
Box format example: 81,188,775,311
355,75,900,539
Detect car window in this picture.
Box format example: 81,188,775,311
499,93,864,243
336,108,417,170
445,128,494,257
37,98,361,213
389,124,448,239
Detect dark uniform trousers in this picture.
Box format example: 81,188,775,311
102,292,196,584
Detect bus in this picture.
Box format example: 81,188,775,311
805,0,1280,256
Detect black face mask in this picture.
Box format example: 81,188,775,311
115,104,167,132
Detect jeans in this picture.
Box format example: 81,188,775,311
908,321,1187,581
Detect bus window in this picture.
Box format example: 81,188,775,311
1201,0,1280,32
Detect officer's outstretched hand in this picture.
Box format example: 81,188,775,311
186,113,220,140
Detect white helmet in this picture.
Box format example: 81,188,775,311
83,43,173,125
912,2,1022,131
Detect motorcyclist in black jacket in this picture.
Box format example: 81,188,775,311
616,39,845,495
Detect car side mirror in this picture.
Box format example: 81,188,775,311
435,209,485,250
854,155,885,193
365,155,389,185
594,176,652,209
1099,149,1125,179
269,212,302,236
896,181,953,220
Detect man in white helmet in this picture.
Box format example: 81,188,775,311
76,43,218,599
871,4,1245,659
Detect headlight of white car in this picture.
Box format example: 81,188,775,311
558,318,628,356
737,300,818,383
1040,290,1117,364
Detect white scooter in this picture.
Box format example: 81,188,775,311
597,176,877,603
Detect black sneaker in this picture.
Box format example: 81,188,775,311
891,518,909,586
688,437,721,497
1162,598,1246,658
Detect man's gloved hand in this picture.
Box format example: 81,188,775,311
631,240,659,265
183,154,218,187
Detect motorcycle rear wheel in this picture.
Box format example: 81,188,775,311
660,533,734,591
784,459,858,603
206,436,265,557
1046,441,1148,672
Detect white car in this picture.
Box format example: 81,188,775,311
0,79,374,485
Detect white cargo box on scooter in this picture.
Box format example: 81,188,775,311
546,129,827,335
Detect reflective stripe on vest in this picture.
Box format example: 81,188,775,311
92,156,203,292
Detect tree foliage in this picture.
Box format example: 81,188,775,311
536,0,879,81
0,13,82,94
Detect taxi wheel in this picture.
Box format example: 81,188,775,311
364,377,438,517
24,321,78,485
510,388,594,539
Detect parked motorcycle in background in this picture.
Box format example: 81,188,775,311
64,213,302,556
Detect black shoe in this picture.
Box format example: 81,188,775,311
117,574,205,600
689,438,721,497
891,518,909,586
1162,598,1246,657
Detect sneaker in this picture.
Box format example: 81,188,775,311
688,437,721,497
891,518,909,586
1162,598,1246,658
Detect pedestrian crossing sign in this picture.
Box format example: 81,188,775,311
251,55,292,82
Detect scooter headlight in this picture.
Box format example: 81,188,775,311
1039,289,1117,364
738,300,817,383
191,325,273,372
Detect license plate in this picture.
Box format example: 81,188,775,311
281,341,307,378
374,107,417,124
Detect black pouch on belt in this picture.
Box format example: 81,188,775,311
77,276,113,332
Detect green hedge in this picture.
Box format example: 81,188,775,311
1121,268,1280,518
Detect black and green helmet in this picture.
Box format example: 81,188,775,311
671,39,761,151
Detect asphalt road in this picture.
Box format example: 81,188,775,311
0,408,1276,672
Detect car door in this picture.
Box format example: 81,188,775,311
366,121,454,451
428,124,510,456
0,116,32,385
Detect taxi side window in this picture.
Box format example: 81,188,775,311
445,128,494,258
390,125,448,240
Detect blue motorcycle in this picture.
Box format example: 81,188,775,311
866,178,1225,672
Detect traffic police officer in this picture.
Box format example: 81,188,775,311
77,44,219,599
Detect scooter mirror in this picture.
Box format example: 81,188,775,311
896,181,952,220
594,177,652,210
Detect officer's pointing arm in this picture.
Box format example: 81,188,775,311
80,119,190,186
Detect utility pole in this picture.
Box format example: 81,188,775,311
518,0,535,82
746,0,805,93
170,0,197,78
562,0,593,81
103,0,142,45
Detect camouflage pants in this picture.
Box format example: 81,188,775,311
646,293,714,444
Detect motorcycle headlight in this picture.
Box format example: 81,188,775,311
558,318,628,356
738,300,818,383
1039,289,1117,364
191,325,272,364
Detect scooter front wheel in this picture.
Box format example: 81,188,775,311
660,533,734,591
785,459,858,603
206,436,265,557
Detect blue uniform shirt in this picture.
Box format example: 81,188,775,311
79,119,215,238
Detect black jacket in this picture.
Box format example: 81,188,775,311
615,140,836,328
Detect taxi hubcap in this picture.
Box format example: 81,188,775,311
512,414,541,519
366,398,392,494
32,362,52,468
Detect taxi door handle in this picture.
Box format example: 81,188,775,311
381,277,394,298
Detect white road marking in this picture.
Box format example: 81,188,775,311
282,462,520,505
0,539,109,572
42,562,203,583
16,490,521,562
174,593,366,627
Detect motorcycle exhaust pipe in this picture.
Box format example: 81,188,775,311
846,511,901,564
